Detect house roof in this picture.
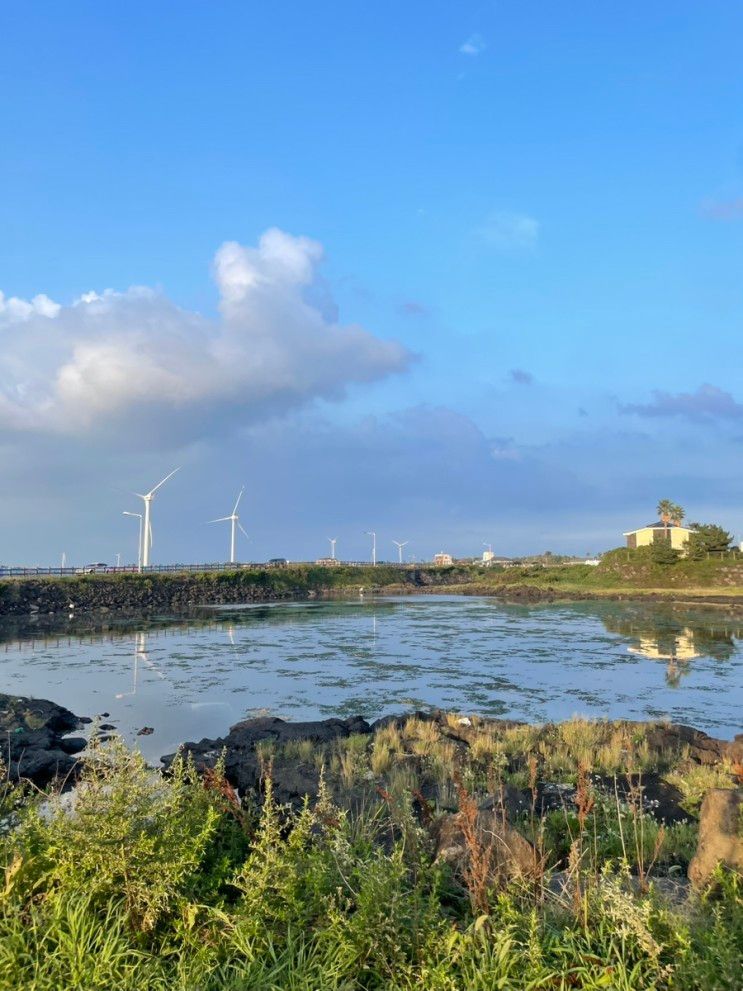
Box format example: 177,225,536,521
623,521,694,535
644,521,690,529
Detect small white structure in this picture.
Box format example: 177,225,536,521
434,552,453,566
482,549,495,565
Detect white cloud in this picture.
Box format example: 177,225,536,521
478,211,539,251
459,34,486,56
0,228,412,440
0,290,61,322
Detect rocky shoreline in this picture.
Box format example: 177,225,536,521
6,567,743,620
162,710,743,808
3,693,741,891
0,693,89,786
3,692,741,794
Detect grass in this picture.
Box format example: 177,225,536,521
8,551,743,625
0,723,739,990
664,760,738,814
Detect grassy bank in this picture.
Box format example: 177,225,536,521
1,717,740,990
5,553,743,617
432,550,743,601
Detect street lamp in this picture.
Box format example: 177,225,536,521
123,511,143,573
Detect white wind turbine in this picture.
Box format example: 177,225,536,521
328,537,337,560
209,487,248,564
392,539,409,564
134,468,180,568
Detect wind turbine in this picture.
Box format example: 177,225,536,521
328,537,337,561
208,487,248,564
123,511,143,572
392,539,409,564
134,468,180,568
365,530,376,565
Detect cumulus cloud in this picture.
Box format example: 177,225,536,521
619,384,743,422
459,34,486,56
0,290,61,321
509,368,533,385
0,228,412,440
478,211,539,251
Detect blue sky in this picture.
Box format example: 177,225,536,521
1,1,743,564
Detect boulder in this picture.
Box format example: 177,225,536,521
433,809,537,885
0,693,86,787
645,723,727,766
688,788,742,889
162,714,372,801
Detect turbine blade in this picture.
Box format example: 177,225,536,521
232,486,244,515
238,523,250,540
207,517,231,523
148,466,181,497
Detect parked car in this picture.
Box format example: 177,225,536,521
75,562,109,574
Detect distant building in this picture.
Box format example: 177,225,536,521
623,521,693,552
482,549,495,565
315,557,340,566
433,552,453,566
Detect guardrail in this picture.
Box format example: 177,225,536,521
0,561,417,578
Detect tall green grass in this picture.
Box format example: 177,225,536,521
0,740,739,990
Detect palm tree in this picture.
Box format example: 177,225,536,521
670,503,685,526
657,499,675,525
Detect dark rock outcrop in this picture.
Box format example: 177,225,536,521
644,723,731,766
0,693,88,786
163,715,371,803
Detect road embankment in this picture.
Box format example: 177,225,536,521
0,564,474,617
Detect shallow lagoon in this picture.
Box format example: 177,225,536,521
1,596,741,760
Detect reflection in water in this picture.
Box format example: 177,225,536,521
600,603,743,686
115,632,166,699
0,597,741,760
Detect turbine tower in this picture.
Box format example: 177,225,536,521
392,539,409,564
134,468,180,568
328,537,337,560
365,530,376,565
209,486,248,564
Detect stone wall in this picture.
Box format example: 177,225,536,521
0,565,473,617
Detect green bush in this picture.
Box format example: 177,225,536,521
0,740,740,990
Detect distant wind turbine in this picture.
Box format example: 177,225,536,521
392,539,409,564
134,468,180,568
328,537,337,560
209,486,248,564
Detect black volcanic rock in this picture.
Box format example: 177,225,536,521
0,693,87,787
162,714,371,802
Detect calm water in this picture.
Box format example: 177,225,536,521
1,596,741,761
